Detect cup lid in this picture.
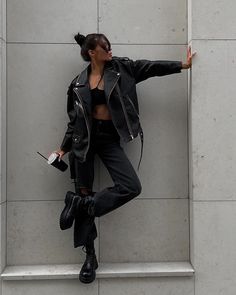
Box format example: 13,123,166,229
47,152,58,164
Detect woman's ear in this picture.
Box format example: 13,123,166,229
88,49,95,58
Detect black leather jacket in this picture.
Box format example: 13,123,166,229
60,56,182,170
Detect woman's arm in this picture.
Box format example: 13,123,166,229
130,45,196,83
130,59,183,83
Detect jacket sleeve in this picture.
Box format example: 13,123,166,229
60,83,76,153
130,59,183,84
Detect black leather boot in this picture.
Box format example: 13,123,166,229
59,191,81,230
79,242,98,283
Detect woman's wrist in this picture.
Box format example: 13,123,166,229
181,62,191,69
56,149,66,155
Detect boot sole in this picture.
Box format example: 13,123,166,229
79,258,98,284
59,193,77,230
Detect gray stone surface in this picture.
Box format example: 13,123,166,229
2,280,98,295
191,40,236,201
193,201,236,295
0,202,6,272
192,0,236,39
1,1,6,292
100,198,189,262
99,0,187,44
6,198,189,264
100,276,194,295
0,38,6,204
7,0,97,43
0,0,6,41
190,1,236,292
7,200,99,265
1,262,194,280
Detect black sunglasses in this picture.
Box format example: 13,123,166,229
99,42,112,53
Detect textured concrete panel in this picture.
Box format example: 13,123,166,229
0,202,6,272
99,0,187,44
191,40,236,201
100,44,188,199
100,277,194,295
0,0,6,41
2,280,98,295
189,199,194,266
2,0,6,41
193,201,236,295
7,44,99,201
0,0,2,40
100,198,189,262
7,0,97,42
187,0,192,42
0,39,6,203
7,200,99,265
188,58,193,201
0,0,1,39
192,0,236,39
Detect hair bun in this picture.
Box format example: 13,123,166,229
74,33,86,47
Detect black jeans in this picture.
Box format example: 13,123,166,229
70,118,142,247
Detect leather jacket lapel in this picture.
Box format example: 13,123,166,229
74,66,92,114
73,62,120,111
103,68,120,102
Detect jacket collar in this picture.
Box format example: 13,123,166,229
73,60,120,111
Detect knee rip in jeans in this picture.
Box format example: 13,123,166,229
78,187,92,196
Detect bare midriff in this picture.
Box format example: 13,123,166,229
92,104,112,120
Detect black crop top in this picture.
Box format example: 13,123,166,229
91,87,107,108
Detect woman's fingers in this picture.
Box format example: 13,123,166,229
186,45,197,67
48,150,63,160
188,45,191,56
58,150,66,160
188,45,197,58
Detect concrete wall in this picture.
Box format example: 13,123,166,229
189,0,236,294
1,0,192,294
0,0,6,294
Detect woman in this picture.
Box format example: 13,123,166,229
52,32,196,284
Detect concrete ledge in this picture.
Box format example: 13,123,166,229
1,262,194,280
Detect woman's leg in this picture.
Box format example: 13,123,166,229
72,145,98,248
78,118,142,218
92,140,142,217
73,148,95,196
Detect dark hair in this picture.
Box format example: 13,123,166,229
74,32,111,61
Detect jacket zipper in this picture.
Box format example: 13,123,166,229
126,94,140,118
116,85,134,140
107,74,120,103
73,88,91,161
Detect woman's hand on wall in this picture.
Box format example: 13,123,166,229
182,45,196,69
